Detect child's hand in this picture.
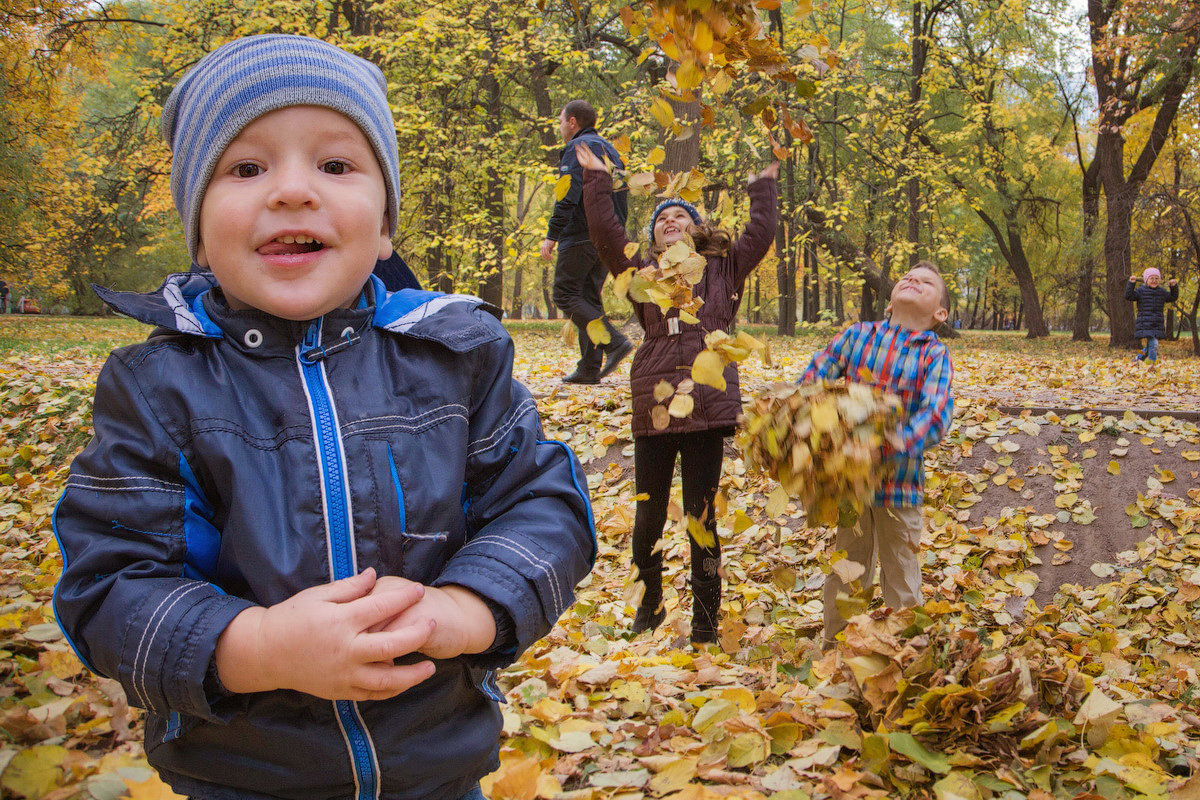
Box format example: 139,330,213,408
368,579,497,660
1129,275,1140,282
1169,278,1178,286
215,568,437,701
574,143,609,173
750,161,780,183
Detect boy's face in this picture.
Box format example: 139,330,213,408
888,267,949,329
195,106,392,321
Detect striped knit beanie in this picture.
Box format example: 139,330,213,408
648,198,703,244
161,34,400,260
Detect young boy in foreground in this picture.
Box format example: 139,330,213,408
801,260,954,642
53,35,595,800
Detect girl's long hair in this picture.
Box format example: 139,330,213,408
649,221,732,261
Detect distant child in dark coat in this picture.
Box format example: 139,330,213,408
1125,267,1178,362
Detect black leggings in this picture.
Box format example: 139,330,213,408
632,429,725,626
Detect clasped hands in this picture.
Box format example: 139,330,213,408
215,568,496,702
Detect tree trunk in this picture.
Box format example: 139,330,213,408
541,263,557,320
973,206,1049,337
662,94,700,174
776,147,797,335
478,15,504,309
776,212,796,335
1099,171,1137,347
1071,158,1101,341
527,57,560,168
905,1,930,265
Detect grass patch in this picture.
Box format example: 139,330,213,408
0,315,145,358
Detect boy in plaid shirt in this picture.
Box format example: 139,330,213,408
801,260,954,641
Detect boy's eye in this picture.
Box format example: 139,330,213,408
322,160,348,175
234,163,260,178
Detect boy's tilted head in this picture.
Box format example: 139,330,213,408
161,35,401,320
887,260,950,331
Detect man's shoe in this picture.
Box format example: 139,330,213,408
598,338,634,380
562,369,600,385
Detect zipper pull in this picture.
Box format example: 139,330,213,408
300,321,361,363
302,320,321,350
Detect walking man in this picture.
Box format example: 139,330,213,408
541,100,632,384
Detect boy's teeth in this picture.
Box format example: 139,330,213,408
276,235,316,244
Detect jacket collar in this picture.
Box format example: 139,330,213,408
93,273,502,354
878,316,940,344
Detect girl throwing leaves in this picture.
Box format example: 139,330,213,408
578,142,777,644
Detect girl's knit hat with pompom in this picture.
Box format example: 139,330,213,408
647,199,702,244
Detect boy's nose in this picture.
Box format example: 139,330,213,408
267,165,321,209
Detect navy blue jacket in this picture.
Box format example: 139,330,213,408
1125,281,1178,338
546,127,627,249
53,273,595,800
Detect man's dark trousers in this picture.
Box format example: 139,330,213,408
553,241,623,377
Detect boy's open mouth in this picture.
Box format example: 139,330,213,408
260,235,324,255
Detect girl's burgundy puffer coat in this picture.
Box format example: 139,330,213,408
583,169,777,438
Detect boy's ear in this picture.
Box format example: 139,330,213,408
377,215,393,261
195,239,209,268
933,306,949,326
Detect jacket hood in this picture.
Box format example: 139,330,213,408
93,273,500,351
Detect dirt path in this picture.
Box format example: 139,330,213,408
560,383,1200,609
936,408,1200,605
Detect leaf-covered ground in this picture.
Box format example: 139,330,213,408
4,316,1200,800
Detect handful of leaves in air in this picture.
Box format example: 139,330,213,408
737,381,901,526
614,239,706,323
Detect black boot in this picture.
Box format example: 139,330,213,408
631,559,664,634
691,575,722,644
632,601,665,634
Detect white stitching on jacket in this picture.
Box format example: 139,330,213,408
348,413,468,435
65,483,184,495
350,404,468,427
467,398,536,458
458,534,564,618
133,583,204,711
68,475,183,488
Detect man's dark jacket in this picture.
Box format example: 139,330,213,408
546,127,627,249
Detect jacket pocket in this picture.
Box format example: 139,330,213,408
396,530,453,584
381,442,455,584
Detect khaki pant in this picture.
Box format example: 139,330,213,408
823,504,924,640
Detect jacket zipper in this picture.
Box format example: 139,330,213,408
298,319,380,800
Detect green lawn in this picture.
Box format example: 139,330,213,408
0,315,145,358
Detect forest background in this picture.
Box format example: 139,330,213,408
1,0,1198,348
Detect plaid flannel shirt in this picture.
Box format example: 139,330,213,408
801,319,954,507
